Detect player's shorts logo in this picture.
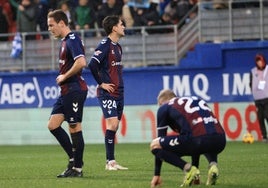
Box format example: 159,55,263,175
73,102,78,112
169,138,179,146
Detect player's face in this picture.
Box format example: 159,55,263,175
47,18,63,39
114,20,125,37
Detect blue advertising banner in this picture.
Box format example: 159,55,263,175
0,67,253,109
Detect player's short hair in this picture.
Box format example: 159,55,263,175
157,89,176,105
102,15,121,35
47,9,68,26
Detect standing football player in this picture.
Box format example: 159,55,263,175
150,89,226,187
47,9,88,177
88,15,128,170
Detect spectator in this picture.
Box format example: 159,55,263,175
198,0,213,10
96,0,122,29
129,0,161,33
48,0,58,10
122,0,134,28
164,0,192,25
10,0,38,40
213,0,228,9
132,1,160,26
35,0,49,39
130,6,146,27
88,0,102,13
141,1,160,27
0,0,13,41
74,0,96,37
59,0,76,30
159,0,170,16
68,0,79,8
140,1,161,33
158,12,174,33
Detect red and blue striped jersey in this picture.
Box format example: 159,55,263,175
58,32,88,95
88,37,124,97
157,96,225,138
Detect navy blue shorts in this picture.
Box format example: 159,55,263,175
159,134,226,156
97,95,124,120
51,90,87,124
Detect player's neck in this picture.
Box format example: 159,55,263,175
62,27,72,39
108,34,119,43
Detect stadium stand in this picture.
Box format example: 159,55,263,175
0,0,267,72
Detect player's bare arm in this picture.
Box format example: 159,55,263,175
56,56,86,84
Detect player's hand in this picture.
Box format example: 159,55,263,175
56,74,66,85
100,83,115,93
151,176,162,188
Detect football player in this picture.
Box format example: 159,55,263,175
47,9,88,178
88,15,128,170
150,89,226,187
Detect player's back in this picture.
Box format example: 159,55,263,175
167,96,225,137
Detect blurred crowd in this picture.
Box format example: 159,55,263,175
0,0,231,41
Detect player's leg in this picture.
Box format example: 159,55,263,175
203,134,226,185
150,136,200,186
99,96,127,170
191,154,201,185
105,117,118,168
57,90,87,177
204,154,219,186
104,116,128,170
48,98,74,177
191,154,200,168
48,114,73,159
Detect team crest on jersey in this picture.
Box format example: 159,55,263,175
101,38,107,44
69,33,76,40
59,59,65,64
94,50,102,56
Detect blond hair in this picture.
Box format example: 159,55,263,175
157,89,176,105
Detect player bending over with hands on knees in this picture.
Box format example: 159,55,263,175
150,89,226,187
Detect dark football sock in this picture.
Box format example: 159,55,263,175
71,131,84,168
152,148,186,170
105,129,116,161
50,126,73,159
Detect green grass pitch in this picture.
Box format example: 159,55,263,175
0,141,268,188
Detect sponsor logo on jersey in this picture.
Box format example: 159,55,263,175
94,50,102,56
111,61,123,66
192,115,218,125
